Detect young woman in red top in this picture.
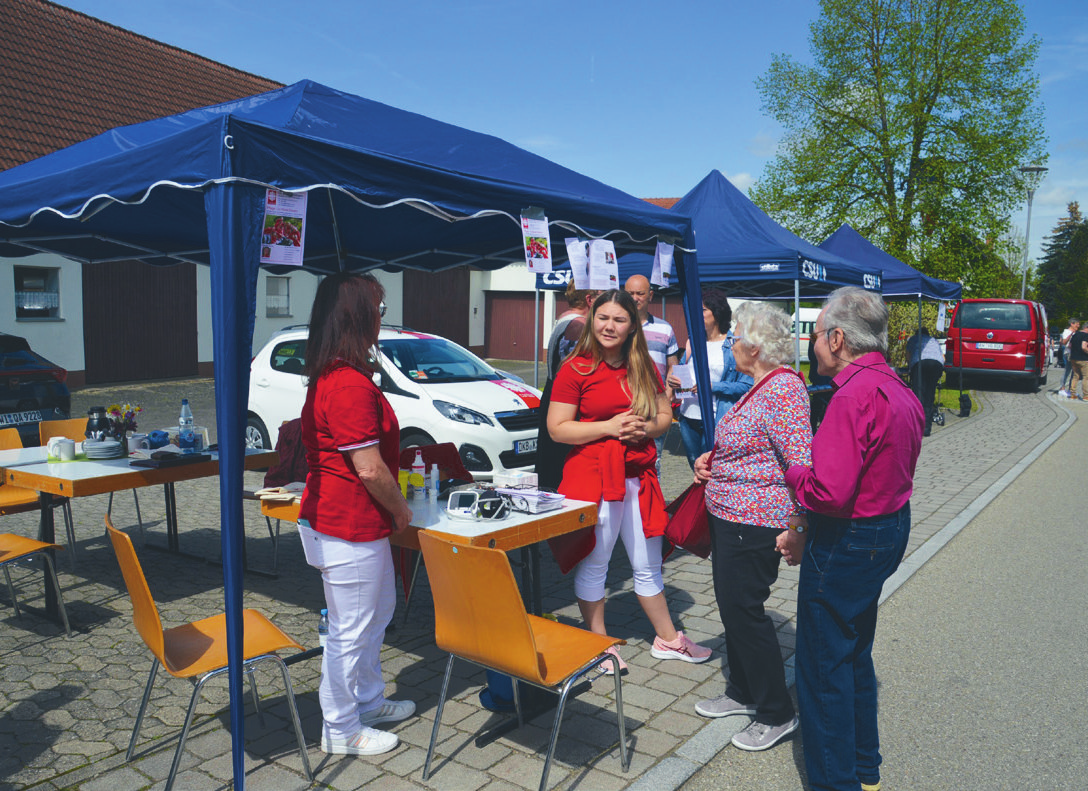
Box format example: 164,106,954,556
547,289,711,672
297,273,415,757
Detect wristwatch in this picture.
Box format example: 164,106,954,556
787,523,807,534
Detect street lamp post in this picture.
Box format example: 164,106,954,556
1019,165,1048,300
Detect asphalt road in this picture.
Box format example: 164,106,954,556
680,403,1088,790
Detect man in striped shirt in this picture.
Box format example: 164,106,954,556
625,274,679,464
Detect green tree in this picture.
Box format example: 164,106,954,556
1035,202,1086,321
752,0,1046,276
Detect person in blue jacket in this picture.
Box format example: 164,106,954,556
670,287,753,467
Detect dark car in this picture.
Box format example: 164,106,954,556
0,333,71,446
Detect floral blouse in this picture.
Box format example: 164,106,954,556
705,368,813,530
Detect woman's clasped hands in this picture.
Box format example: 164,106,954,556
608,409,650,445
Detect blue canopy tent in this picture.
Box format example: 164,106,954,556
539,170,883,296
537,170,884,368
818,223,961,301
0,80,708,789
819,223,964,403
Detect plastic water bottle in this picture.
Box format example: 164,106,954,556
410,450,426,500
318,608,329,649
178,399,195,450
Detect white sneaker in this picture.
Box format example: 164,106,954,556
321,726,399,755
359,698,416,727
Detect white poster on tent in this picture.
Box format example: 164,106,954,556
521,215,553,273
936,302,948,332
260,189,307,266
651,241,674,287
588,239,619,291
565,238,590,289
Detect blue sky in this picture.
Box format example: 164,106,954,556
61,0,1087,264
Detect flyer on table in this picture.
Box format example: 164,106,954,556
521,215,552,273
588,239,619,291
260,189,308,266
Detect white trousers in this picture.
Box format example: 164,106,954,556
298,522,395,738
574,477,665,601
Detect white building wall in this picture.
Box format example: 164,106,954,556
468,262,556,350
0,252,86,372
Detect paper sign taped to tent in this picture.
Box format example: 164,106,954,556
588,239,619,290
565,238,590,289
651,241,674,287
260,189,307,266
522,215,553,273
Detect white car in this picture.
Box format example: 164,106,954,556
247,326,541,480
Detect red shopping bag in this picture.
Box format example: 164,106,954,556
664,480,711,559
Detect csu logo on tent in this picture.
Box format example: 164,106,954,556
801,260,827,281
863,273,881,290
541,271,572,286
760,263,780,272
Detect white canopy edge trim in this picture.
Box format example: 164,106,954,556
0,177,696,252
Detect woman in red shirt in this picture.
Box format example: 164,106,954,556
297,273,415,757
548,289,711,672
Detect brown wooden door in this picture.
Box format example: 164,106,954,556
485,291,548,360
402,267,470,346
82,260,198,384
661,297,691,351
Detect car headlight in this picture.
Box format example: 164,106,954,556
433,400,493,426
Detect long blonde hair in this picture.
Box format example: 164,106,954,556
567,289,660,419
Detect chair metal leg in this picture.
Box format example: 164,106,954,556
539,674,578,791
612,656,629,772
127,659,161,761
512,672,523,728
269,655,313,782
263,516,281,573
109,491,146,544
423,654,455,781
246,665,265,726
167,670,214,791
2,565,20,619
40,553,72,637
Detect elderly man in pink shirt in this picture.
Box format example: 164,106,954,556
779,287,924,791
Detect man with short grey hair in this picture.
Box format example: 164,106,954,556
780,287,924,791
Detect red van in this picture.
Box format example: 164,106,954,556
944,299,1050,388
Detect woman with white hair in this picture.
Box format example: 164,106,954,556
692,300,812,753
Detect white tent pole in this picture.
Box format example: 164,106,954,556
794,279,802,370
533,288,541,389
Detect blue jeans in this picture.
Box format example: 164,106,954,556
796,505,911,791
678,415,708,469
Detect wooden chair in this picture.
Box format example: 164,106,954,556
0,427,78,570
418,531,630,791
105,516,312,791
0,533,71,637
39,417,145,554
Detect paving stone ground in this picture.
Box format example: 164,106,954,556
0,374,1072,790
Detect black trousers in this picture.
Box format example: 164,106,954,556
909,359,944,422
709,514,795,725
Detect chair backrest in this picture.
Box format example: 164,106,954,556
105,516,167,665
0,427,24,450
417,531,544,683
39,417,89,445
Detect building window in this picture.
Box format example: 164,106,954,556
14,266,60,319
266,276,290,317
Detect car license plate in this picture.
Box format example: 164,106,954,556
0,409,41,426
515,438,537,455
976,342,1003,350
